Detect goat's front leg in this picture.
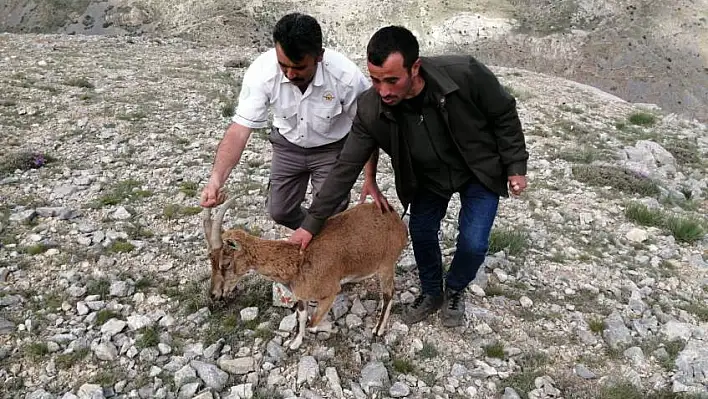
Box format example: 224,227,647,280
373,267,395,336
288,300,308,350
307,295,336,333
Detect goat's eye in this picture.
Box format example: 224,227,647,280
226,240,240,250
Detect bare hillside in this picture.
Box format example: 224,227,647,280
1,0,707,122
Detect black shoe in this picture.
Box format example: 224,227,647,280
402,293,444,325
440,289,465,327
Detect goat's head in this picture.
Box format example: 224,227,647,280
201,197,246,301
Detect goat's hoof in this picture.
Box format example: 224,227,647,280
307,320,332,334
372,324,387,336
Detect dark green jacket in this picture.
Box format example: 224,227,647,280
301,55,528,235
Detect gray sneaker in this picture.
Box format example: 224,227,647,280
402,294,443,325
440,289,465,327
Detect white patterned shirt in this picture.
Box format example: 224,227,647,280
232,48,371,148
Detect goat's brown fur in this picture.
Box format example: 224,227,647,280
203,200,408,350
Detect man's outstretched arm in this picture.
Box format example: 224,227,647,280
290,116,379,249
200,123,253,206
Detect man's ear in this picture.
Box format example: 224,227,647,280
316,48,324,63
410,58,422,77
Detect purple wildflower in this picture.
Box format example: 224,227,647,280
31,153,46,168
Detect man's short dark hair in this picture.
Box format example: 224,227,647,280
367,26,419,70
272,13,323,62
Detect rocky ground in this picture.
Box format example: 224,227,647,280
1,32,708,399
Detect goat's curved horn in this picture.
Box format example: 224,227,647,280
211,196,237,249
202,206,213,249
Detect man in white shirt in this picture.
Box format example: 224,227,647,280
200,13,384,229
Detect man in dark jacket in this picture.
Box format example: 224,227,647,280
289,26,529,327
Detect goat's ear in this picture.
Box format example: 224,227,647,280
225,239,242,251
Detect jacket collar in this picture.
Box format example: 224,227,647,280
378,57,459,119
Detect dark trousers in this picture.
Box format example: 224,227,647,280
266,128,350,230
408,182,500,295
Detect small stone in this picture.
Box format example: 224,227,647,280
470,284,486,297
110,281,133,297
689,254,707,268
370,343,390,361
279,312,297,331
662,320,693,342
359,361,390,394
36,207,62,217
225,383,253,399
158,343,172,355
502,387,521,399
493,268,509,282
77,302,90,316
0,318,16,335
475,322,494,335
178,382,200,398
389,381,411,397
174,364,198,386
331,294,350,319
10,209,36,223
159,314,176,328
92,342,118,361
126,315,151,330
218,357,255,375
297,356,319,386
240,307,259,321
451,363,468,378
54,185,79,198
350,298,368,317
325,367,343,398
346,314,363,329
190,360,229,391
92,231,105,245
626,228,648,243
400,291,416,304
149,366,162,377
574,364,596,379
77,383,104,399
100,318,126,336
158,261,174,272
623,346,646,366
112,206,132,220
519,296,533,308
27,389,54,399
603,311,632,348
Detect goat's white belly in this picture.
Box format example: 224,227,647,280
340,273,376,285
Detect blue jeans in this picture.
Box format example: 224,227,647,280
408,182,500,296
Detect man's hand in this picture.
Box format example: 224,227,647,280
289,228,313,250
508,175,528,196
200,181,226,207
359,179,392,212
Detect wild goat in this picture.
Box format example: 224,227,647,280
202,197,409,350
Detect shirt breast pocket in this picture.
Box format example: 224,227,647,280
311,102,343,135
272,105,298,132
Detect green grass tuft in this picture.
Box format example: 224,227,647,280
573,165,660,197
484,342,505,359
109,239,135,253
488,228,528,256
627,112,657,127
